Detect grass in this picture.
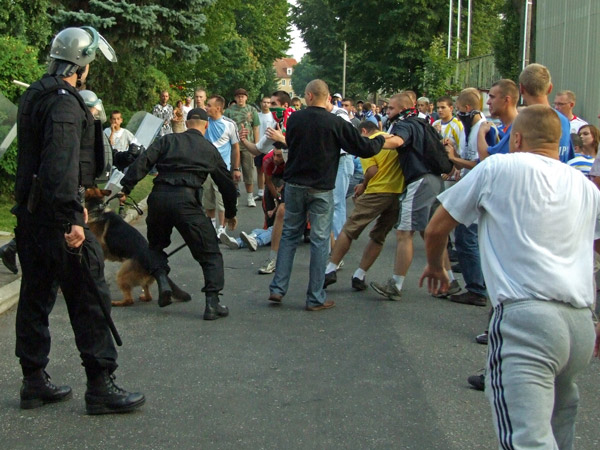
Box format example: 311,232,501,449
0,175,155,234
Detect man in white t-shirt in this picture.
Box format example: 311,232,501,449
203,95,241,236
255,96,277,200
553,90,588,134
420,105,600,450
104,110,136,152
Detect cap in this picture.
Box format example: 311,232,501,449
187,108,208,121
333,93,342,98
234,88,248,97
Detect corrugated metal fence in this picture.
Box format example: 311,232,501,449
537,0,599,125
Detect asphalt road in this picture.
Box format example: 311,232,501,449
0,197,598,450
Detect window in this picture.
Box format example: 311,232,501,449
281,79,286,86
286,68,293,75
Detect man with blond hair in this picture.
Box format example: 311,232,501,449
554,89,588,133
518,63,574,162
421,104,600,449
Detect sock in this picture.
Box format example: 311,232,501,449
353,268,366,280
269,250,277,260
392,274,405,291
258,189,264,196
325,262,337,274
447,270,455,282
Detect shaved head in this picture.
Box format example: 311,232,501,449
305,79,329,100
511,105,560,151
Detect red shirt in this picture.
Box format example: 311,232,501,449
263,150,285,177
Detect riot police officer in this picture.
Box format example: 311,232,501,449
120,108,237,320
14,26,145,414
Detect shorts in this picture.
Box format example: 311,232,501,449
240,147,255,185
396,174,444,232
202,175,224,211
254,153,265,168
342,193,400,245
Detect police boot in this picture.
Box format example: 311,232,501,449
0,239,18,274
203,294,229,320
167,276,191,302
20,369,72,409
155,271,172,307
85,370,145,415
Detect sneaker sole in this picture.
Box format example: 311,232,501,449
219,234,239,250
240,233,258,251
86,396,146,415
370,283,401,301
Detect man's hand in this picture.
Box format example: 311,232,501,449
65,224,85,248
232,171,242,182
418,265,450,296
83,207,89,224
239,124,249,141
226,217,238,231
479,121,493,135
353,182,365,198
265,125,285,144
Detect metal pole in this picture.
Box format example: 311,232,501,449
522,0,533,70
342,41,347,98
456,0,461,60
467,0,472,57
447,0,453,58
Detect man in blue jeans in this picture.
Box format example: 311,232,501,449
268,79,386,311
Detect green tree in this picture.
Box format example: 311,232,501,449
0,0,53,50
493,0,522,81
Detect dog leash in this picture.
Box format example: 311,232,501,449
104,192,144,216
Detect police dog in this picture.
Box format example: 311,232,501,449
84,187,190,306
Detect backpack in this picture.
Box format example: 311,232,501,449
411,117,453,175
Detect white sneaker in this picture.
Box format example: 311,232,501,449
247,195,256,207
240,232,258,251
219,232,239,249
258,257,276,274
216,226,225,237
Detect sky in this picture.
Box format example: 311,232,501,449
288,0,307,61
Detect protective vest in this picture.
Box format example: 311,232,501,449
15,76,107,206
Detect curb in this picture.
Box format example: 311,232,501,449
0,197,148,316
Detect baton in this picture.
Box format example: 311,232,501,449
166,242,188,257
64,224,123,346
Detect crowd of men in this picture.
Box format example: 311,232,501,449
6,24,600,450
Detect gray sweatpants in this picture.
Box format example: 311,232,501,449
486,299,595,450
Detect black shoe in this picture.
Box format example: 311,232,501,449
155,272,173,307
85,371,145,415
451,263,462,273
476,331,488,345
20,370,72,409
450,291,487,307
351,276,367,291
323,271,337,289
0,239,18,274
167,277,191,302
467,372,485,391
204,294,229,320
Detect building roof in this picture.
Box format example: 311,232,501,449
273,58,298,78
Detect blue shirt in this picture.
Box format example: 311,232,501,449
556,109,575,163
487,124,512,156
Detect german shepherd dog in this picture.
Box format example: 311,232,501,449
84,187,190,306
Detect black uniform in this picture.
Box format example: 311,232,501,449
14,75,117,376
120,128,237,294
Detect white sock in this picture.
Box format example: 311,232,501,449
447,270,455,282
325,262,338,274
248,193,253,200
258,189,264,196
269,250,277,260
353,268,366,280
392,274,405,291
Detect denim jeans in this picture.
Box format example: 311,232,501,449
454,223,486,297
333,155,354,239
270,183,333,306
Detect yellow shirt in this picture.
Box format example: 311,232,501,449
360,131,405,194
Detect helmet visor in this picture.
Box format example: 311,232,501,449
97,34,117,63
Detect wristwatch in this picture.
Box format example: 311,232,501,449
233,168,241,172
